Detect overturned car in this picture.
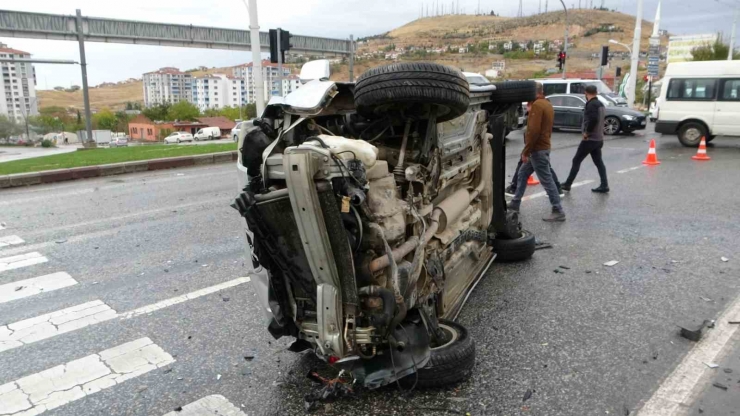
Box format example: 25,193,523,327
233,61,537,388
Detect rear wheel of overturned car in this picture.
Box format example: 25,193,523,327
408,320,475,388
492,229,536,262
489,81,537,104
354,62,470,123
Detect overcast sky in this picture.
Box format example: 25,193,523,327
0,0,734,89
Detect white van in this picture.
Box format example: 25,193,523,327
534,78,627,106
655,60,740,146
194,126,221,141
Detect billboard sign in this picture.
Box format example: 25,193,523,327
667,34,718,63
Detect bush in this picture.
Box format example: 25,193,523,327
41,139,53,148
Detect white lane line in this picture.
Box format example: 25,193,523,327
521,180,595,201
636,292,740,416
0,337,174,416
0,236,25,249
0,272,76,305
161,395,247,416
617,166,643,174
0,223,6,231
119,276,251,320
0,301,116,353
0,252,48,273
0,277,251,354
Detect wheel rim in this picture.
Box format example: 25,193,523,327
684,127,701,144
604,118,619,135
431,323,460,350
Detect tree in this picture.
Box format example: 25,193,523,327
142,103,171,121
691,35,740,61
0,115,22,143
167,100,200,121
30,115,64,135
92,108,117,130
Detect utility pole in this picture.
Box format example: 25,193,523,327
559,0,568,79
74,10,94,147
628,0,643,108
730,7,738,60
539,0,542,14
246,0,265,116
546,0,549,13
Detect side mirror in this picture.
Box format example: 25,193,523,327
300,60,331,83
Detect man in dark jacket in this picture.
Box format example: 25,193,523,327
507,82,565,222
561,85,609,193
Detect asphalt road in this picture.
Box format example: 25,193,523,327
1,125,739,416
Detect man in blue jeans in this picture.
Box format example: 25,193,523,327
507,83,565,222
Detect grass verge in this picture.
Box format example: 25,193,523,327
0,143,237,175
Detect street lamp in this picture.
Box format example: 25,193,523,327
608,39,632,55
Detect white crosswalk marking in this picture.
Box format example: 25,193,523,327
0,272,77,305
0,338,174,416
161,395,247,416
617,166,643,174
0,252,48,273
0,236,24,249
0,277,251,354
0,301,117,353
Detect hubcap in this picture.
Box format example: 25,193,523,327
604,118,619,135
431,323,460,350
685,127,701,143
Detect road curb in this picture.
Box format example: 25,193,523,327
0,150,238,189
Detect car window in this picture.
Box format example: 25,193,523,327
562,97,585,107
721,79,740,101
465,75,490,85
570,83,585,94
235,123,242,129
168,132,177,137
548,96,565,106
544,83,567,96
667,78,717,101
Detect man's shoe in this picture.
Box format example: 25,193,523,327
543,210,566,222
505,185,516,197
506,201,520,212
557,186,565,197
591,186,610,193
561,183,571,192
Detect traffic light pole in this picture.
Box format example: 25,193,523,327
277,28,284,97
559,0,568,79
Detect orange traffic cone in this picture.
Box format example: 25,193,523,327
527,173,540,186
642,139,661,165
692,137,711,161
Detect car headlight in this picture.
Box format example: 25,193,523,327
622,115,635,121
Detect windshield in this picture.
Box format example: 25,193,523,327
465,75,490,85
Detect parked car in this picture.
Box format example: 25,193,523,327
164,131,193,144
231,120,258,142
655,60,740,146
194,127,221,141
109,136,129,148
547,93,647,135
233,61,538,390
463,72,524,134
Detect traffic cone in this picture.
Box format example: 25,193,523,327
691,137,711,161
527,173,540,186
642,139,661,165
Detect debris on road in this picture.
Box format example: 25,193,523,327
712,382,728,390
604,260,619,267
535,241,553,250
723,368,733,374
222,297,230,302
729,321,740,325
216,374,222,380
704,362,719,369
559,265,570,270
304,369,354,412
553,269,562,274
55,239,67,244
14,286,24,291
700,297,712,302
522,389,533,402
244,355,255,361
679,319,713,342
721,256,729,262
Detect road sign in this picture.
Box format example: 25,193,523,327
648,36,661,77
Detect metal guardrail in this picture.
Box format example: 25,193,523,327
0,9,352,55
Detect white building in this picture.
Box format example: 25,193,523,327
0,43,38,123
191,74,247,111
503,41,513,51
281,75,301,97
232,60,291,104
142,67,193,107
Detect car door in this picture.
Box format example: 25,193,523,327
561,96,586,129
715,78,740,136
548,96,567,127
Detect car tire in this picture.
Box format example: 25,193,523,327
354,62,469,122
407,320,475,388
176,139,181,144
492,229,536,262
604,116,621,136
490,80,537,104
707,135,716,143
678,122,707,147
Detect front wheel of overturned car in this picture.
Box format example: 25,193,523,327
408,320,475,388
489,80,537,104
492,229,536,262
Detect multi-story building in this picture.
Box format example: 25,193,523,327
0,43,38,123
191,74,247,111
142,67,193,107
232,60,291,103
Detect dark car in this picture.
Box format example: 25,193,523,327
547,93,647,135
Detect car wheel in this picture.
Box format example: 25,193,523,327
707,135,716,143
176,139,181,143
603,116,621,136
354,62,469,122
678,122,707,147
406,320,475,388
233,135,238,142
492,230,536,262
490,80,537,104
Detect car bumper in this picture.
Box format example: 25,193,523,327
655,121,679,134
623,117,647,131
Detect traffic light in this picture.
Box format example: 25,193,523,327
269,28,292,64
557,51,565,70
600,46,609,66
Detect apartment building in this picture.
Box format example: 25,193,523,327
232,60,291,103
191,74,247,111
0,43,38,123
142,67,193,107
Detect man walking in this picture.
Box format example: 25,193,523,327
561,85,609,193
507,82,565,222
